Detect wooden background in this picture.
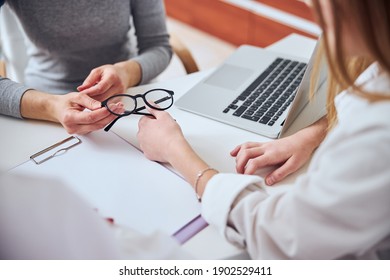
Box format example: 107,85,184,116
164,0,317,47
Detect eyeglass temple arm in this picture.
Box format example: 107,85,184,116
104,115,123,132
104,112,155,132
133,95,172,113
132,111,154,116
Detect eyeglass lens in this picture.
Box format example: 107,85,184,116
143,89,173,110
105,95,136,116
105,89,173,116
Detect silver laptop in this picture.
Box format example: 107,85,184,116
175,41,327,138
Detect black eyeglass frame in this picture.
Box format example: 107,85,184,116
101,88,174,132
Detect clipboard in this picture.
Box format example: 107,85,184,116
12,130,201,236
28,134,205,243
30,136,82,165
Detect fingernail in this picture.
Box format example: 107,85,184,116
109,104,118,110
266,177,274,185
114,103,125,113
106,217,115,224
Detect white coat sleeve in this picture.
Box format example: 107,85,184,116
202,121,390,259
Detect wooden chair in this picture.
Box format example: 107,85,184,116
0,60,5,77
169,33,199,74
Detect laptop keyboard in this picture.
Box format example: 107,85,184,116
223,58,307,126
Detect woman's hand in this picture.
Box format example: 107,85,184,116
77,64,129,101
77,60,142,101
231,117,328,185
231,137,313,185
20,90,124,135
53,92,124,134
137,107,214,198
137,107,187,163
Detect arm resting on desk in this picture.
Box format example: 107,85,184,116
231,116,328,185
19,89,123,135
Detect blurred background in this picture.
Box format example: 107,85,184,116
159,0,320,80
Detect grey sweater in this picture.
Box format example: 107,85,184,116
0,0,172,118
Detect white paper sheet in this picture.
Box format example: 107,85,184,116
10,130,200,236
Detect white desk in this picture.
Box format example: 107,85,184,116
110,34,318,259
112,33,318,179
0,34,317,259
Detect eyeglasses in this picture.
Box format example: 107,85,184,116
101,88,174,132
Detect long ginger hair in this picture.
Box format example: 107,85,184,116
309,0,390,128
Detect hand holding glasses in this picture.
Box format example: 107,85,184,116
101,88,174,132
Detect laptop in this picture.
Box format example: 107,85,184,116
175,41,327,138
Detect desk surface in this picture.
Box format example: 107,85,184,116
111,34,317,259
0,34,317,259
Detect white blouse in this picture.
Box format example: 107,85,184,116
201,63,390,259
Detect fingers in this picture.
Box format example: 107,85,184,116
243,156,275,175
232,135,315,185
80,101,125,124
78,107,112,124
85,87,119,102
138,108,180,135
144,104,173,120
61,92,124,134
79,80,112,98
230,145,241,157
230,142,262,156
232,140,299,180
78,66,126,100
235,147,265,174
75,93,102,111
265,157,300,185
78,69,102,91
63,108,118,135
62,107,108,126
231,142,267,174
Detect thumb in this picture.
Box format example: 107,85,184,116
76,93,102,111
78,69,102,91
145,101,165,118
144,103,176,123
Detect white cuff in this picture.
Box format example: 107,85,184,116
201,173,264,239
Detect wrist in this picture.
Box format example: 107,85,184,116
295,117,328,150
21,90,58,122
46,94,62,123
114,60,142,88
194,167,218,201
165,136,218,200
165,136,192,165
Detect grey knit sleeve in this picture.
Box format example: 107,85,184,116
0,2,30,118
130,0,172,84
0,77,31,118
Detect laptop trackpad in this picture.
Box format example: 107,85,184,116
204,64,253,90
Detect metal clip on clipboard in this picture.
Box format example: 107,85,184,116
30,136,82,165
